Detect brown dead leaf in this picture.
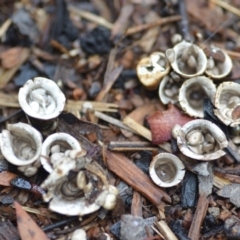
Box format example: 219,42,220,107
147,104,193,144
0,47,24,69
0,171,18,187
15,202,49,240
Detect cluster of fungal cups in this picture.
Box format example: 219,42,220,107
0,77,118,216
136,37,236,187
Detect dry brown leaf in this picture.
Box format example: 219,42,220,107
15,202,49,240
0,47,24,69
147,104,193,144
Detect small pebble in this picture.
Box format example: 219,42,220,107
208,207,220,218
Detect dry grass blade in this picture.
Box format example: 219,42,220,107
68,5,113,29
210,0,240,17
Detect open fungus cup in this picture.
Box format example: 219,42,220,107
0,122,42,166
166,40,207,78
214,82,240,127
18,77,66,121
40,132,82,173
149,153,185,188
173,119,228,161
159,72,183,105
178,76,216,118
136,52,170,90
205,46,232,79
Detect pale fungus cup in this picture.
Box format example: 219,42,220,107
18,77,66,133
205,45,232,79
41,151,118,216
136,52,170,90
40,132,82,173
166,40,207,78
178,76,216,118
159,72,183,105
149,153,185,188
172,119,228,161
214,82,240,127
0,122,42,177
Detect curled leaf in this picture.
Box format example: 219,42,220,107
147,104,193,144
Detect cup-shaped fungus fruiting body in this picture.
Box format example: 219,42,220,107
173,119,228,161
40,132,82,173
18,77,66,133
179,76,216,118
205,46,232,79
159,72,183,105
41,151,118,216
136,52,170,90
149,153,185,188
214,82,240,127
166,40,207,78
0,122,42,176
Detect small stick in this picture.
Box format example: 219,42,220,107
123,116,172,153
104,150,171,204
12,205,58,219
178,0,193,41
108,141,158,151
0,109,23,124
213,175,231,189
224,49,240,60
108,146,158,151
125,15,181,36
210,0,240,17
123,116,152,141
214,171,240,184
188,195,209,240
94,111,136,133
155,221,178,240
0,19,12,39
42,217,78,232
0,92,19,108
67,100,118,108
131,191,142,217
68,5,113,29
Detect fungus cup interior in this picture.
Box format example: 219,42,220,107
12,134,37,161
149,153,185,187
56,177,85,200
154,158,177,183
218,89,240,112
185,127,220,154
27,87,57,114
186,83,208,109
19,78,66,120
48,141,72,156
176,45,203,74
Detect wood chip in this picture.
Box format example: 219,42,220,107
188,195,209,240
